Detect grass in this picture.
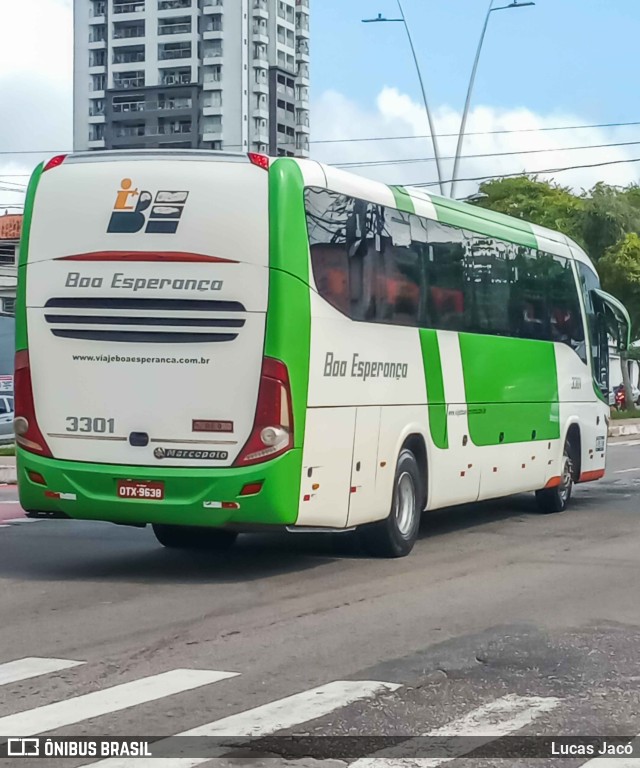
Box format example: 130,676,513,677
611,408,640,420
0,444,15,456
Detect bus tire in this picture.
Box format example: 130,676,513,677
358,449,421,558
535,439,574,514
152,524,237,551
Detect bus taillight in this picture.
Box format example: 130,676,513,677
234,357,293,466
14,350,52,457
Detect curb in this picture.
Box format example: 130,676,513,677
0,466,16,484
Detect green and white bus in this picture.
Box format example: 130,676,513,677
15,151,631,557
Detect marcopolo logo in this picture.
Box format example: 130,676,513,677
324,352,408,382
107,178,189,235
153,447,229,461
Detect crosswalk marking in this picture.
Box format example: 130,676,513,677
0,657,84,687
85,679,401,768
350,694,561,768
0,669,238,738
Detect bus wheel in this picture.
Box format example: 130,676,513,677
535,440,574,514
152,524,237,551
358,449,421,558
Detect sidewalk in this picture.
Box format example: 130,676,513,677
0,455,15,484
608,417,640,438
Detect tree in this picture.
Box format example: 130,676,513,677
580,183,640,262
598,233,640,338
471,176,585,246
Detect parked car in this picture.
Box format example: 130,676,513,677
0,395,14,445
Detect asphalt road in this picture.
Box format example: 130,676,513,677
1,440,639,767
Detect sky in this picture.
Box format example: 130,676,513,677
1,0,640,210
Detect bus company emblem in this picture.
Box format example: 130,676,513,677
153,447,229,461
107,178,189,235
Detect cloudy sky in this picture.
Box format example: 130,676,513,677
1,0,640,210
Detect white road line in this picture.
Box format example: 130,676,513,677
85,679,401,768
582,759,640,767
2,517,39,524
614,467,640,474
350,694,560,768
609,441,640,448
0,657,84,687
0,669,238,737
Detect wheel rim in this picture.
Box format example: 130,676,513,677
395,472,416,537
558,452,573,504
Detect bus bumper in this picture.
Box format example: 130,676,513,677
16,448,302,528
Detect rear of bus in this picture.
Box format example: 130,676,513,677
15,151,308,530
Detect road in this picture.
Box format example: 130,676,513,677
0,440,639,767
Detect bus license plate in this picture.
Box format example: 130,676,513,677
117,480,164,500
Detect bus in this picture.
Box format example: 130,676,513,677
14,150,631,557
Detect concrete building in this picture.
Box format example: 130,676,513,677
73,0,310,157
0,214,19,315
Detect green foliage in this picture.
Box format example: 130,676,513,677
581,183,640,262
599,233,640,336
610,407,640,420
472,176,585,246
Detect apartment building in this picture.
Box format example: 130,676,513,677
73,0,310,157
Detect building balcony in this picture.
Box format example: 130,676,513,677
204,54,224,66
112,77,145,89
158,23,192,36
112,1,145,14
203,29,224,40
202,104,223,117
202,0,224,9
252,31,269,45
203,78,223,90
88,139,106,149
88,39,107,48
253,106,269,120
160,72,193,85
253,79,268,94
252,1,268,20
296,121,310,134
203,130,223,142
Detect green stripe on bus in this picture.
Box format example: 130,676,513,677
266,159,311,512
16,162,44,352
390,185,416,214
419,329,448,450
458,333,560,446
430,196,538,250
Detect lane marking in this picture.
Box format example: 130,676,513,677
609,441,640,448
85,679,401,768
614,467,640,474
1,518,40,524
0,669,238,738
582,758,640,767
351,694,560,768
0,657,84,687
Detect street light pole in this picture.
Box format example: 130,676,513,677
450,0,534,199
363,2,445,196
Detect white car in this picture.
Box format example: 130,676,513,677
0,395,14,445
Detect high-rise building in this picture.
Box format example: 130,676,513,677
73,0,310,157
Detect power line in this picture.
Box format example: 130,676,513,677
412,156,640,189
311,119,640,146
1,118,640,158
5,137,640,177
335,138,640,169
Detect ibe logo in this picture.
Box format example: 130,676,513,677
107,178,189,235
7,738,39,757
